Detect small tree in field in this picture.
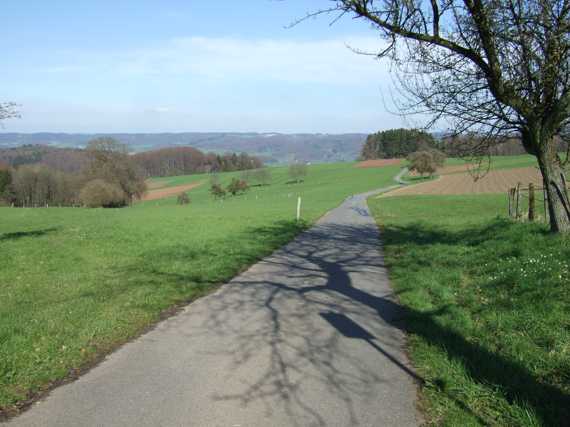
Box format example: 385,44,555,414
210,183,226,199
227,178,249,196
289,163,308,183
177,192,190,205
408,151,438,177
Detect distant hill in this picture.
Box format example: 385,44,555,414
0,133,368,164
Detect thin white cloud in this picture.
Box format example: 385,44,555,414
45,36,391,86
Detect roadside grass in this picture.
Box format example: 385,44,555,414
0,162,400,415
369,194,570,426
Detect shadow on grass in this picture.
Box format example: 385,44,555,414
379,219,569,425
0,227,60,242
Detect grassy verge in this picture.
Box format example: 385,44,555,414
369,193,570,426
0,162,399,415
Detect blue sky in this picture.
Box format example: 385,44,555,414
0,1,413,133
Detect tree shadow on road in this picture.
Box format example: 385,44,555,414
190,219,569,426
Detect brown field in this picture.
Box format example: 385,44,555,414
387,167,542,196
356,159,403,168
142,181,204,201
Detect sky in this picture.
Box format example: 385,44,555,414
0,0,416,133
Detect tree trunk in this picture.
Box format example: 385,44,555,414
536,147,570,233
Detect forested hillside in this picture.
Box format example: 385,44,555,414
0,144,262,177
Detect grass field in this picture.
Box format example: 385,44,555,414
0,162,400,415
370,194,570,426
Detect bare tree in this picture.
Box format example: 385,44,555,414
308,0,570,232
0,102,19,124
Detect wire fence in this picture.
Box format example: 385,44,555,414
507,183,562,223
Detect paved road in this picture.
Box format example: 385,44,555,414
8,179,421,427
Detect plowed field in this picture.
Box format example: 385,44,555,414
387,167,542,196
357,159,403,168
142,182,203,201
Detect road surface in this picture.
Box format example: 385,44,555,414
8,178,421,427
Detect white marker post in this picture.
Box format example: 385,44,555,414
296,196,302,221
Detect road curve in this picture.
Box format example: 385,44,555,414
7,180,421,427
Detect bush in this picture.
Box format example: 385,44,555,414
177,192,190,205
210,183,226,199
79,179,127,208
227,178,249,196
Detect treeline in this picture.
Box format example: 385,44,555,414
0,144,263,177
0,138,146,208
133,147,262,177
0,140,264,208
360,128,569,160
360,128,436,160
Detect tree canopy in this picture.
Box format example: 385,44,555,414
361,128,436,159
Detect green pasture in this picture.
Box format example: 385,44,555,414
370,193,569,426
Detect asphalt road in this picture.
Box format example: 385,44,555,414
8,177,421,427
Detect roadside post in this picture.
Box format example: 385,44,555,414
296,196,302,221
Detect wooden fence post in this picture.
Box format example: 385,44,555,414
508,188,514,217
515,183,522,219
528,183,535,221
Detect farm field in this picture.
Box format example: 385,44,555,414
390,154,545,195
356,158,404,168
370,193,570,426
390,166,542,196
141,181,204,201
0,162,400,415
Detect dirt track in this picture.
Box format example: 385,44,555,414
357,159,403,168
142,182,203,201
387,167,542,196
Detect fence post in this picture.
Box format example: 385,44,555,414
508,188,513,217
515,183,522,219
528,183,535,221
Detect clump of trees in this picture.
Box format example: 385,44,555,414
408,150,446,177
83,137,146,206
3,137,147,208
361,128,436,160
288,163,308,183
0,163,12,202
227,178,249,196
9,165,80,207
210,177,251,199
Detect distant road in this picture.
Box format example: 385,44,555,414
7,176,420,427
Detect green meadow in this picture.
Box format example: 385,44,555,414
0,162,399,413
370,193,570,426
